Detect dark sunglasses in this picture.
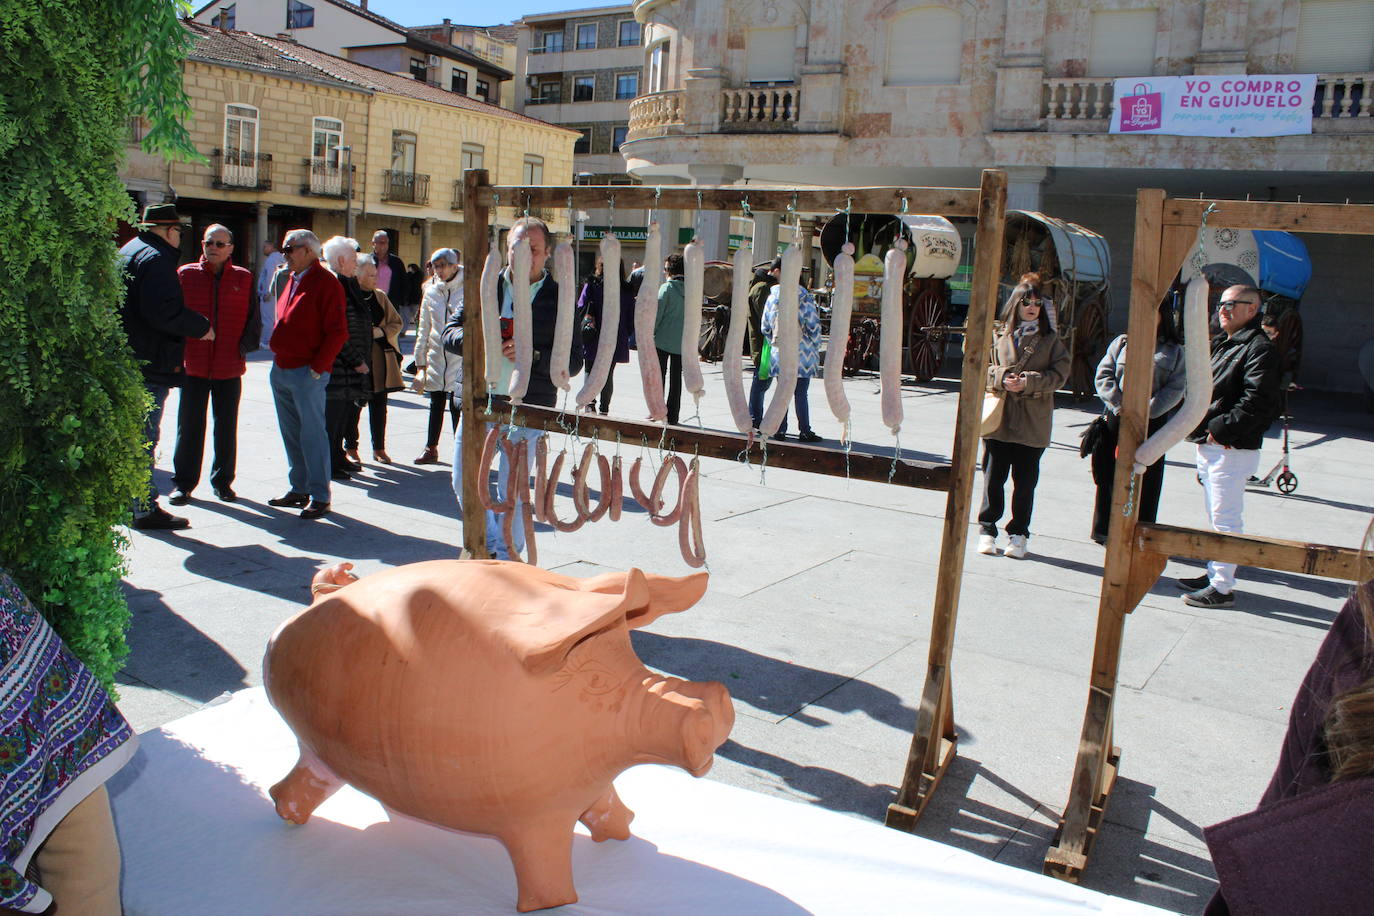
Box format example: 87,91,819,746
203,239,231,248
281,244,304,254
1217,299,1254,312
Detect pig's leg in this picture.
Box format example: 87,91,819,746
268,745,343,825
500,819,578,912
578,785,635,842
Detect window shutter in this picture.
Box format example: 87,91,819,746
1086,9,1158,78
886,9,962,85
746,28,795,83
1297,0,1374,72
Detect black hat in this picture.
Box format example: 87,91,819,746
141,203,187,226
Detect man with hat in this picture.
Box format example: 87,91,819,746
118,202,214,531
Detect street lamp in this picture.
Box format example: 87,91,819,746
332,144,354,238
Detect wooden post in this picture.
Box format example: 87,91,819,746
887,168,1008,831
460,170,492,559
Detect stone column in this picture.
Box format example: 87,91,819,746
420,218,435,261
995,0,1049,130
1004,166,1050,212
1197,0,1249,74
255,200,271,276
751,211,780,261
682,68,724,135
687,164,744,262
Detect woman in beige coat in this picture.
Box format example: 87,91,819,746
347,254,404,464
978,272,1071,559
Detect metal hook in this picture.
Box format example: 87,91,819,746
741,194,752,218
899,196,909,215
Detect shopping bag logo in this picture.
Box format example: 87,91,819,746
1119,82,1162,132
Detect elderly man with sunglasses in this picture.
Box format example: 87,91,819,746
1177,285,1282,609
168,224,260,507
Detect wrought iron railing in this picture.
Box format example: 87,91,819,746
301,157,353,198
211,149,272,190
381,169,430,205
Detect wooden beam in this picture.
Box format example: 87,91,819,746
460,170,492,559
478,402,952,490
888,168,1008,830
1164,198,1374,235
1136,523,1372,582
477,185,982,218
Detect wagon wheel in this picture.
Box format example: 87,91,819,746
844,318,879,376
1070,296,1107,399
905,288,948,382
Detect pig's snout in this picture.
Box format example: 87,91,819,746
672,681,734,777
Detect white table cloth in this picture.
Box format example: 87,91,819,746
108,689,1172,915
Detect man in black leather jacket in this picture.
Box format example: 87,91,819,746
1178,285,1281,608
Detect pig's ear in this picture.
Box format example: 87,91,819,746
583,569,709,630
514,568,652,674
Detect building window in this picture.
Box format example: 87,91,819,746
410,58,427,81
1087,9,1158,77
523,154,544,186
392,130,417,175
886,8,962,85
476,79,491,101
746,28,795,84
618,20,640,46
572,128,591,154
224,103,258,159
286,0,313,29
536,29,564,53
452,70,468,94
612,125,628,152
615,72,639,100
1296,0,1374,71
647,40,670,92
216,3,235,29
312,116,343,165
576,23,598,50
536,79,561,103
573,75,595,102
461,143,484,171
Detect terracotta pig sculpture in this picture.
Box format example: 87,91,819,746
263,559,734,912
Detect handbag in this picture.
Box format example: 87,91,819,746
980,340,1035,437
1078,413,1111,459
757,337,774,380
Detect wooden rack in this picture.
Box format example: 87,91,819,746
1043,190,1374,883
459,169,1010,831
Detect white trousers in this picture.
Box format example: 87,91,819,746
1195,443,1261,593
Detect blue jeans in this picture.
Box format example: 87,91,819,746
270,364,331,503
135,382,170,515
453,422,544,560
747,375,812,435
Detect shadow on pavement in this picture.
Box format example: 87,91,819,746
120,588,248,704
716,739,897,819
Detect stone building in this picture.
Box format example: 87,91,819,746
122,21,576,278
516,4,651,272
625,0,1374,391
411,20,520,109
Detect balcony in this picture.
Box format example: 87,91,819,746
626,89,684,139
381,170,430,205
721,86,800,131
1040,73,1374,131
300,157,354,198
211,149,272,191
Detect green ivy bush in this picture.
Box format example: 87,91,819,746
0,0,197,690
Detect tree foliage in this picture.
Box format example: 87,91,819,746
0,0,198,689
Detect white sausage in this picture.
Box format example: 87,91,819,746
758,244,802,438
479,244,503,392
879,242,907,435
722,243,755,435
681,241,706,406
1134,275,1213,473
635,223,667,421
824,242,856,427
575,233,622,408
549,241,576,391
507,237,533,404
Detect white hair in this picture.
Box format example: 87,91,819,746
203,223,233,242
283,229,321,257
372,229,389,242
356,252,377,270
322,236,360,272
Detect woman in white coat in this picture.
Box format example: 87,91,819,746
412,248,463,464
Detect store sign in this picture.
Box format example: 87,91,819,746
581,227,649,242
1110,75,1316,138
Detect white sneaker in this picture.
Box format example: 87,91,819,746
1004,535,1028,559
977,534,998,555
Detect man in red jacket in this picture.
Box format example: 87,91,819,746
267,229,348,519
169,224,260,505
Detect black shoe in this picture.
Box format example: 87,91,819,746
267,492,309,508
1175,574,1210,591
1091,533,1107,546
213,487,237,502
797,430,823,443
132,507,190,531
345,460,363,473
770,432,788,442
332,468,352,481
167,489,192,506
1182,585,1235,608
300,500,331,520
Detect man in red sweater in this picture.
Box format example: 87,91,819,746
169,224,260,505
267,229,348,519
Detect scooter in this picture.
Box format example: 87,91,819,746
1247,398,1298,494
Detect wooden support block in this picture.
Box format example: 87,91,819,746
1136,523,1370,582
1123,550,1168,614
1045,744,1121,884
884,736,958,832
1164,198,1374,235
